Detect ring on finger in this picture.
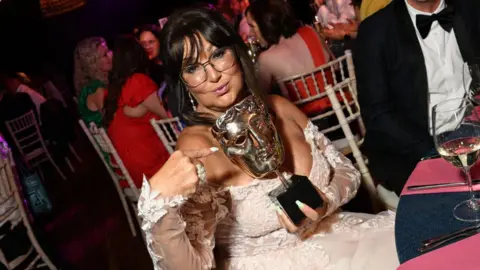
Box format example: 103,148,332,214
195,161,207,184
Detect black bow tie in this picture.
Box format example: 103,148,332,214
416,6,454,39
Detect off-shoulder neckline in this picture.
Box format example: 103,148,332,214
205,121,320,192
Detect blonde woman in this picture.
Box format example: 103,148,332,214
74,37,112,126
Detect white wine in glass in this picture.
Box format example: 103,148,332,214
433,98,480,222
437,137,480,168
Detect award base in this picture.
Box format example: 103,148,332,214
268,174,324,225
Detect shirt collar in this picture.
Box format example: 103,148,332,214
405,0,445,19
405,0,446,35
16,84,25,93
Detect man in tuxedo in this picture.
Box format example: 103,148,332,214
355,0,480,194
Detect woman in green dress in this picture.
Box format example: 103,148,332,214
74,37,112,126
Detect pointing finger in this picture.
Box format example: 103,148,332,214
183,147,219,159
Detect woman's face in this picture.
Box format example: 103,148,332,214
230,0,249,15
315,0,325,7
139,31,160,60
246,12,267,47
97,42,113,72
182,35,244,114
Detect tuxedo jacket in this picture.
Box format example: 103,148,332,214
354,0,480,193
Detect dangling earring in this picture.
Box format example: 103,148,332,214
188,92,197,111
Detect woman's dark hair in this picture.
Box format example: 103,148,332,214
135,24,162,42
135,24,162,60
104,35,151,126
351,0,362,8
246,0,299,46
160,7,266,126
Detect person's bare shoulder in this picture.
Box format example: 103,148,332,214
268,94,295,114
176,125,215,151
267,95,309,128
257,49,273,69
259,43,292,66
258,46,291,81
259,45,287,64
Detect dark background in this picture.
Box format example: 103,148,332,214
0,0,212,73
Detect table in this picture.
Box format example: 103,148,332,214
395,191,476,263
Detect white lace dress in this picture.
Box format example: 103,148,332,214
138,122,399,270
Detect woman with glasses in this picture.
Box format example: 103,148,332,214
139,7,398,270
136,24,176,117
135,25,165,85
104,35,170,188
136,24,161,62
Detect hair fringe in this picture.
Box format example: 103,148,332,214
161,7,267,127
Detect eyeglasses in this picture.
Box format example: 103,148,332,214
140,39,157,49
181,47,236,87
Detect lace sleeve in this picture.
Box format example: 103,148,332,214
303,121,361,217
138,177,229,270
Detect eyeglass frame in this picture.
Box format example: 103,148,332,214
179,46,236,87
140,39,158,49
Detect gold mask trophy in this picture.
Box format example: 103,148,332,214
211,95,323,225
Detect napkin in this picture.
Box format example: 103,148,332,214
401,159,480,196
397,233,480,270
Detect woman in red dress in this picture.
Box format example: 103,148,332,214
246,0,333,115
104,35,170,188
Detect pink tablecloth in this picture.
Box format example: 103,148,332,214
401,159,480,196
397,233,480,270
398,158,480,269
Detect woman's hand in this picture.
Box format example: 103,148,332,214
149,147,218,197
323,21,358,40
277,190,328,233
323,27,347,40
342,20,358,34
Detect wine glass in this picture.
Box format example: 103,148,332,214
463,61,480,104
433,98,480,222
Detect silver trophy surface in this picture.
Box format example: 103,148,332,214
211,95,323,225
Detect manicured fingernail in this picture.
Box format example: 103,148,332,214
296,200,305,209
276,205,283,214
210,147,219,152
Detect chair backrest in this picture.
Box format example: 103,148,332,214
277,50,356,116
150,117,184,154
0,158,14,205
78,120,139,198
277,50,364,142
324,84,374,197
5,110,47,158
0,157,23,228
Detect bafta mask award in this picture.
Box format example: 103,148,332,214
211,95,323,225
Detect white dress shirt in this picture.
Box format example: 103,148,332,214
405,0,469,135
316,0,356,29
43,81,67,107
17,84,46,117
